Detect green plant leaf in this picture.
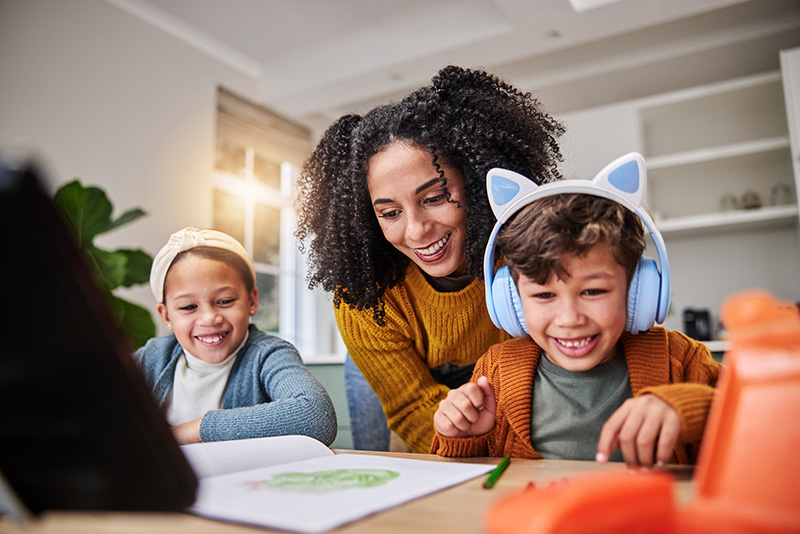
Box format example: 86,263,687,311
108,207,148,233
117,248,153,287
90,246,128,291
113,296,156,349
53,180,113,246
53,179,156,349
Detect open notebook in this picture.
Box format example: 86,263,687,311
0,155,197,519
180,434,494,533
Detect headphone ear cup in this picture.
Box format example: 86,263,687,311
491,266,529,338
626,256,661,334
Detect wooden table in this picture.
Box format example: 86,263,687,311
0,451,694,534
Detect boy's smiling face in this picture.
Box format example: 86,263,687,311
517,243,628,371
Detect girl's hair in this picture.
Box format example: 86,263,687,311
496,194,646,287
164,246,256,303
295,65,565,324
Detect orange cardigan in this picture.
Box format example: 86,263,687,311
431,327,721,464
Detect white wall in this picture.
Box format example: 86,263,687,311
558,104,642,180
0,0,259,322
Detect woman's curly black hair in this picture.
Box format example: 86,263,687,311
295,65,565,325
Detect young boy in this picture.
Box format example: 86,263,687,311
431,153,721,468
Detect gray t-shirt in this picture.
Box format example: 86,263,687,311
531,353,632,461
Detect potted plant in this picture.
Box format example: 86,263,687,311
54,180,155,348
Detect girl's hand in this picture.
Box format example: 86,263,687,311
596,394,681,468
171,417,202,444
433,376,497,438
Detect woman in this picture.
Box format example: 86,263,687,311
295,65,564,453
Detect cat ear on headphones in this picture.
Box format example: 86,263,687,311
590,152,647,212
486,168,541,222
487,152,647,223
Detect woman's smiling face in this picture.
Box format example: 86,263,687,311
367,142,469,278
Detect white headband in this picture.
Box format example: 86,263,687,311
149,227,256,303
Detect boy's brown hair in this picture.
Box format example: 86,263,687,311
495,193,645,287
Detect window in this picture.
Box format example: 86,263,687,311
212,88,309,345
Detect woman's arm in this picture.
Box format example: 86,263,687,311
347,330,449,453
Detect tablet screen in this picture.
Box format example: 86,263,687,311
0,156,197,516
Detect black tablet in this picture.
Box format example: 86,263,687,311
0,154,197,518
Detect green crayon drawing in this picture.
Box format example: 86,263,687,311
248,468,400,493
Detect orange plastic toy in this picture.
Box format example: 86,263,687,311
486,470,676,534
484,289,800,534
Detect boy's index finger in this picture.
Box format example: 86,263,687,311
458,379,486,410
476,376,497,412
475,375,491,391
595,427,618,463
595,402,629,462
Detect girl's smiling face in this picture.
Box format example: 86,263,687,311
367,142,469,278
517,243,628,372
157,254,257,364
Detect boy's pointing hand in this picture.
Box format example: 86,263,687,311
434,376,497,438
596,394,681,468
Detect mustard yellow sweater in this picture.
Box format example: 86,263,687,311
431,328,722,464
335,264,510,453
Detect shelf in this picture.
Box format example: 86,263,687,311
703,340,729,353
303,353,346,365
635,71,782,110
638,71,788,161
656,204,799,235
646,137,790,170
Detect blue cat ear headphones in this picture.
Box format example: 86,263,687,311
483,152,670,337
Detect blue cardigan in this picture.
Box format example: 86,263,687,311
133,324,337,445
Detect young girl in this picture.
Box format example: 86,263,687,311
133,227,337,445
295,65,564,452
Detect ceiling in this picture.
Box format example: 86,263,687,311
109,0,800,134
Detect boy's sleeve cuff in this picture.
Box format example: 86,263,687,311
639,383,716,443
431,432,491,457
